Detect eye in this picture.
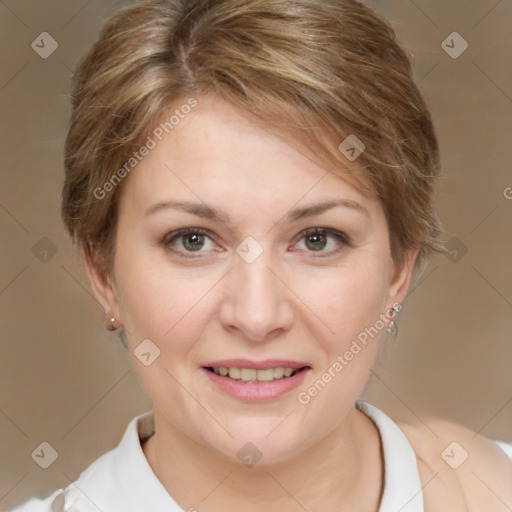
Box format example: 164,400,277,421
162,228,220,257
293,227,350,256
162,227,350,258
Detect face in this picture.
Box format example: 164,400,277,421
86,93,416,465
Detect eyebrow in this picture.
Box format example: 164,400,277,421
145,198,369,224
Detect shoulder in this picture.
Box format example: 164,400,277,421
9,447,120,512
395,416,512,511
8,489,64,512
10,412,166,512
9,431,124,512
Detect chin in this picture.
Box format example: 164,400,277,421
185,414,293,457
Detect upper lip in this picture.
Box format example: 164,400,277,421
202,359,311,370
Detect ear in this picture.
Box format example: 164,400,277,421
385,248,419,308
81,247,121,321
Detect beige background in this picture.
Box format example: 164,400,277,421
1,0,511,509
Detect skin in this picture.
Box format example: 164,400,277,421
401,418,512,511
83,92,443,511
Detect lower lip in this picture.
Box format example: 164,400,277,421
201,367,310,402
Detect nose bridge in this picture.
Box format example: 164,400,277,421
220,237,293,341
238,247,277,300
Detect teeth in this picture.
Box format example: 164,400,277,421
273,367,284,378
256,369,274,381
228,367,241,379
211,366,300,381
240,368,257,381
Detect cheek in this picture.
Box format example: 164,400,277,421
293,260,390,345
292,265,390,425
113,246,220,347
113,221,391,355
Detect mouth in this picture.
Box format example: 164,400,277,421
201,359,311,401
203,365,309,382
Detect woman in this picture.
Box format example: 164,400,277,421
12,0,512,510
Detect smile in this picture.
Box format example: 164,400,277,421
201,360,311,401
206,366,302,382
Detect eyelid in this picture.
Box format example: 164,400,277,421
162,226,350,258
162,227,220,257
297,227,350,246
291,227,350,257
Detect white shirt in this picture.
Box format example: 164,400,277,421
11,401,512,512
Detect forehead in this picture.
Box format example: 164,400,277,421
118,94,380,222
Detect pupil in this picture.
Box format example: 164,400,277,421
184,233,203,251
182,233,327,252
306,233,326,251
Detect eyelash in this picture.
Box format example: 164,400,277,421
162,227,350,259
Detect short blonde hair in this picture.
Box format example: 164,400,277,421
62,0,445,278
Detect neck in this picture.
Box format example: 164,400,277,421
143,405,383,511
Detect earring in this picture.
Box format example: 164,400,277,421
386,305,400,336
386,320,397,336
105,314,118,331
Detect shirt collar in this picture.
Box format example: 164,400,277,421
356,400,424,512
64,410,183,511
64,402,424,512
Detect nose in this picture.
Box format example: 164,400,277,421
218,245,294,342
